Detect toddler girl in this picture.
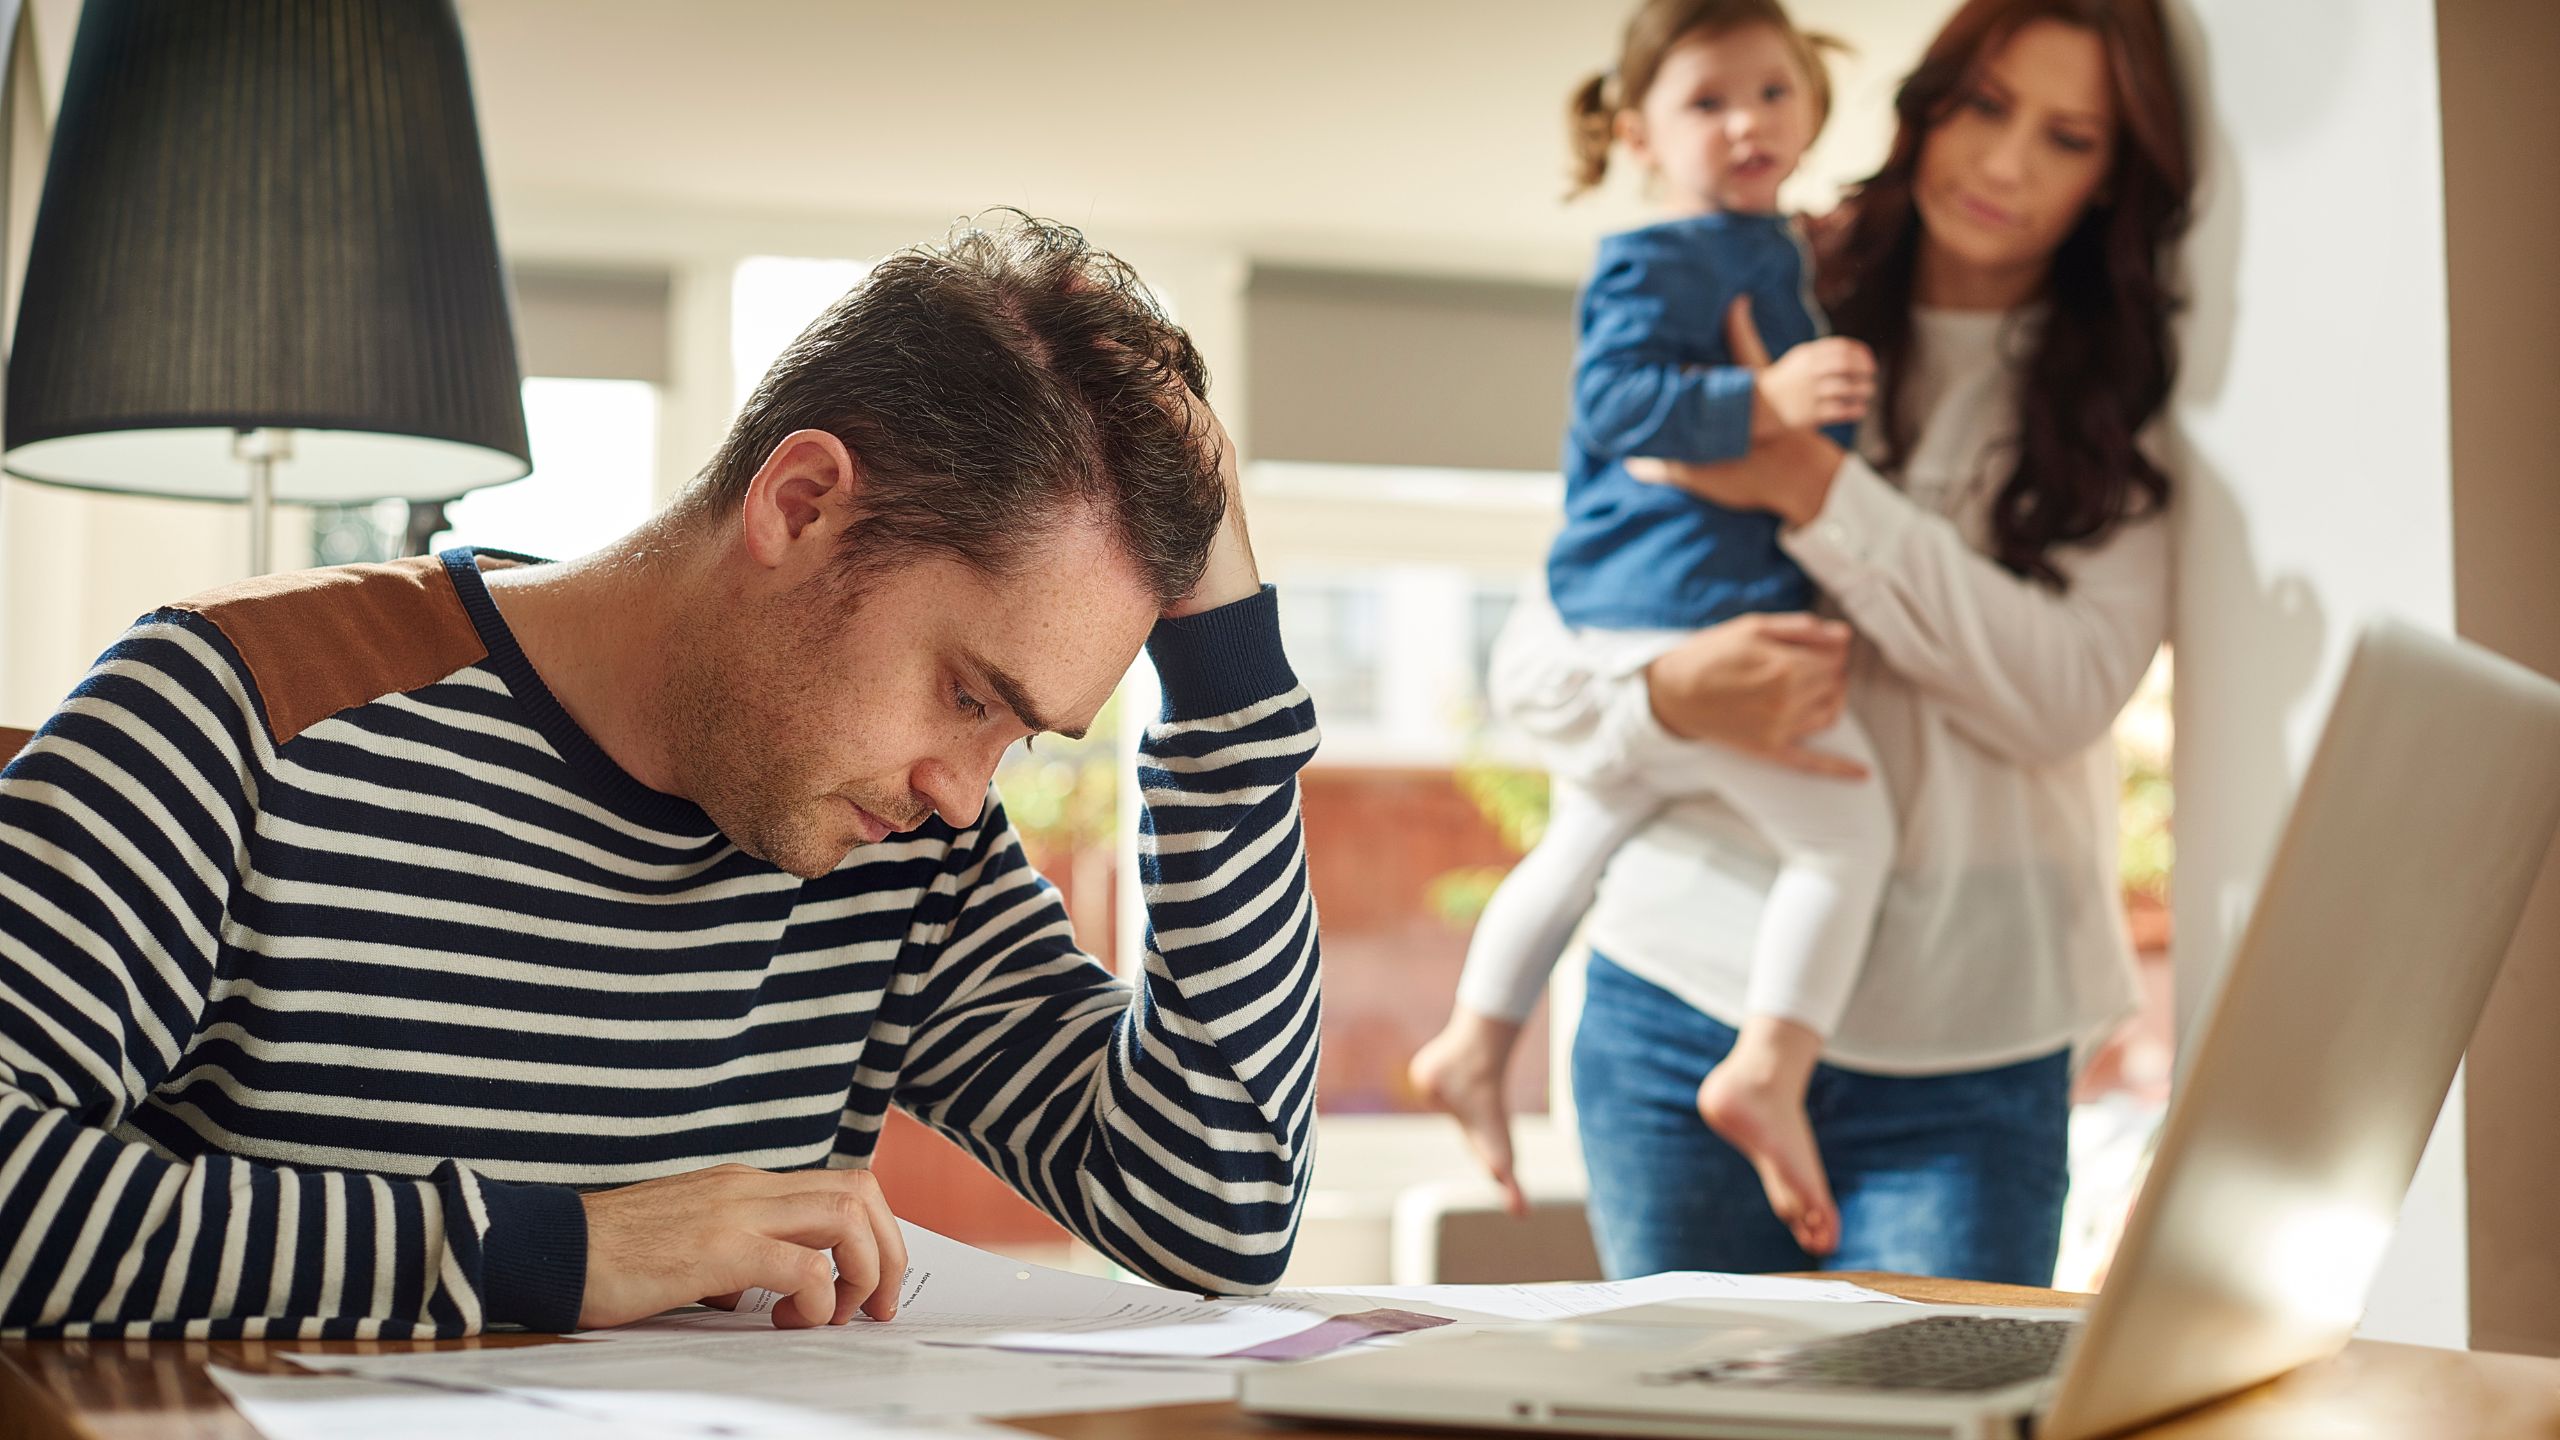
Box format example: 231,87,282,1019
1412,0,1889,1259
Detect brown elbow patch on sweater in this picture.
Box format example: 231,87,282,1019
174,555,515,746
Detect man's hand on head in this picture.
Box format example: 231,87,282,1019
1161,398,1260,619
576,1163,909,1331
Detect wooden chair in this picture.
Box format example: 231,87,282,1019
3,726,33,763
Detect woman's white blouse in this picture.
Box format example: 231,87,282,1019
1496,304,2169,1074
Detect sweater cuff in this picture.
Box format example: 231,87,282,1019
1779,455,1915,592
1146,584,1297,721
477,1177,589,1332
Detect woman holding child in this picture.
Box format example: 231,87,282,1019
1414,0,2196,1285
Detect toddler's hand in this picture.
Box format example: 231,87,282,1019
1755,336,1877,434
1723,296,1876,437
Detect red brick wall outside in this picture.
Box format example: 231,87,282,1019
1295,765,1552,1115
1011,765,1551,1119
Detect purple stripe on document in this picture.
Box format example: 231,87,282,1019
1227,1308,1453,1361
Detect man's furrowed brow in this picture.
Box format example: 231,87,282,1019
973,655,1086,740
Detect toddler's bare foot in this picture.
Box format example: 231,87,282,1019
1697,1019,1838,1256
1410,1014,1529,1218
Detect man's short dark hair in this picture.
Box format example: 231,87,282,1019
687,211,1224,608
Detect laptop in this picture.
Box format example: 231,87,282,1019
1244,621,2560,1440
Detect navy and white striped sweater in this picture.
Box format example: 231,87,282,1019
0,549,1321,1337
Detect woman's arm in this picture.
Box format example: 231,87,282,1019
1633,443,2167,767
1786,458,2168,764
1487,594,1862,788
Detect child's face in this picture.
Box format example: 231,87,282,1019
1621,24,1820,215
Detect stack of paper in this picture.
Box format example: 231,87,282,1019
214,1222,1918,1440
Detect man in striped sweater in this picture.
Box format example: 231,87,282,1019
0,216,1321,1338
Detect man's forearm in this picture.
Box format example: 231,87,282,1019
0,1106,558,1338
1089,586,1321,1292
885,586,1320,1295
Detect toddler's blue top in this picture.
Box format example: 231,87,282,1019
1547,211,1856,630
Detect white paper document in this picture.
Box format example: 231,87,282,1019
252,1224,1915,1440
286,1334,1236,1425
959,1295,1354,1357
281,1223,1279,1429
210,1365,1021,1440
601,1221,1205,1337
600,1222,1353,1360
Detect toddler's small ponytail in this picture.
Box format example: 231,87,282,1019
1566,70,1616,198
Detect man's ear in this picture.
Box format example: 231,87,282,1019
739,429,860,572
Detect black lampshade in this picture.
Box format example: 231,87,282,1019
3,0,530,504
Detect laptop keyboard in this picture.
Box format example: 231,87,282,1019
1649,1316,2080,1394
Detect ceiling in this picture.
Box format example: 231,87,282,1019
21,1,1952,279
444,0,1951,276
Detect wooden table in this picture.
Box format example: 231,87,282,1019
8,1273,2559,1439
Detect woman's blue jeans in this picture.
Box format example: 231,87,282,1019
1571,953,2070,1285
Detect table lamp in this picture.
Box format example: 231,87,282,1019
2,0,530,575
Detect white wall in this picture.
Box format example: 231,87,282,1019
2170,0,2466,1348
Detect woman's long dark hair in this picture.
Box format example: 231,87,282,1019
1822,0,2194,588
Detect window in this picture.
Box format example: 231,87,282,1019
1468,582,1524,717
2056,649,2177,1291
310,499,413,567
307,377,659,566
431,378,658,560
1277,579,1384,727
308,263,673,569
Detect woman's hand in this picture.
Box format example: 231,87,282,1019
1643,613,1866,779
1628,300,1851,527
